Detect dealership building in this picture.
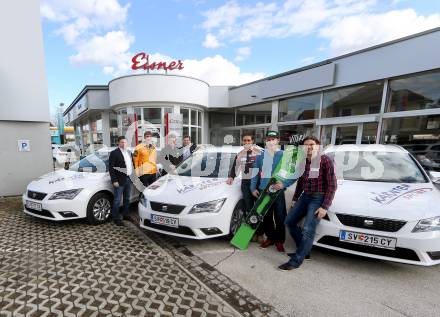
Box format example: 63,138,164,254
65,28,440,161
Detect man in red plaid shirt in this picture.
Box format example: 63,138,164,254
276,136,337,270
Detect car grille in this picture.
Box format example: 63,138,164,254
25,207,54,218
143,219,195,236
27,190,47,201
150,201,185,214
317,236,420,262
336,214,407,232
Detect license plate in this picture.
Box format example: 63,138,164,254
339,230,397,250
151,214,178,228
25,200,42,211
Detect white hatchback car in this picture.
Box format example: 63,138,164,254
316,144,440,266
138,146,244,239
23,149,140,224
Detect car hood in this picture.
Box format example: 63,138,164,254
27,169,107,194
144,175,236,206
331,180,440,221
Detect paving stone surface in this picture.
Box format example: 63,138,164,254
0,205,240,317
130,213,281,317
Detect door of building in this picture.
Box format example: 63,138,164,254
321,122,378,145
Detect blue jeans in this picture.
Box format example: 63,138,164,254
285,192,324,267
111,177,131,220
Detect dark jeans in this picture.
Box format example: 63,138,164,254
262,191,286,243
241,181,254,217
111,176,131,220
285,192,324,267
139,174,157,188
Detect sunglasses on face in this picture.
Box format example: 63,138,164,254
242,139,252,142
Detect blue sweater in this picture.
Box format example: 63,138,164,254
250,150,287,192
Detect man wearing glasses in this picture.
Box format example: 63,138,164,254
133,131,158,188
227,134,262,237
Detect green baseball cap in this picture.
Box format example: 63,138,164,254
266,130,279,138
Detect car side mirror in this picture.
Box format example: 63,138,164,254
429,171,440,184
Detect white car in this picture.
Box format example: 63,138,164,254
138,146,244,239
23,149,140,224
315,144,440,266
52,143,79,165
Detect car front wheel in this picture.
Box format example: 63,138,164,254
229,200,244,238
86,192,112,224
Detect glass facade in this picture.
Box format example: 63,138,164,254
322,81,383,118
209,108,235,128
387,70,440,112
182,108,202,144
236,102,271,126
279,94,320,122
278,124,315,146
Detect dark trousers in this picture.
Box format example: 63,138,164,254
241,181,254,217
262,191,286,243
285,192,324,267
139,174,157,188
111,177,131,220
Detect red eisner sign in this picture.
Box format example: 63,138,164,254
131,52,184,71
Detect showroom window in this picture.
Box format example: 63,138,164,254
90,115,103,150
209,108,235,128
109,112,119,146
278,124,315,146
279,93,320,122
322,81,384,118
387,70,440,112
182,108,203,144
236,102,272,126
381,115,440,163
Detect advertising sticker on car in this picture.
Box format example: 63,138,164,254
340,230,397,250
151,214,179,228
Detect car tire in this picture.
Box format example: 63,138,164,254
86,192,113,225
228,200,244,238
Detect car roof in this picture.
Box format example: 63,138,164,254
324,144,409,153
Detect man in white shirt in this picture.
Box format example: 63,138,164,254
109,136,134,226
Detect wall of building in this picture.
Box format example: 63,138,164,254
229,28,440,107
0,122,52,196
0,0,50,122
109,74,210,108
85,90,110,110
0,0,52,196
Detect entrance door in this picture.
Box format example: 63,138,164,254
321,122,378,145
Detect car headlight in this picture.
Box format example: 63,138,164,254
412,216,440,232
188,198,226,214
49,189,83,200
140,193,148,207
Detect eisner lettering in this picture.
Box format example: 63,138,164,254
131,52,184,71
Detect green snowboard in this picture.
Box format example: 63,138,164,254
230,145,300,250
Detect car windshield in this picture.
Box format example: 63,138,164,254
327,151,428,183
175,151,236,178
69,152,109,173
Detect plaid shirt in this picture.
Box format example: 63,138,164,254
293,154,337,210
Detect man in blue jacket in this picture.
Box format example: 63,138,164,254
251,130,290,252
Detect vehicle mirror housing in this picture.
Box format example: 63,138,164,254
429,171,440,184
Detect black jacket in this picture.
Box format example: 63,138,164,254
158,145,182,173
109,148,133,186
179,143,197,162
